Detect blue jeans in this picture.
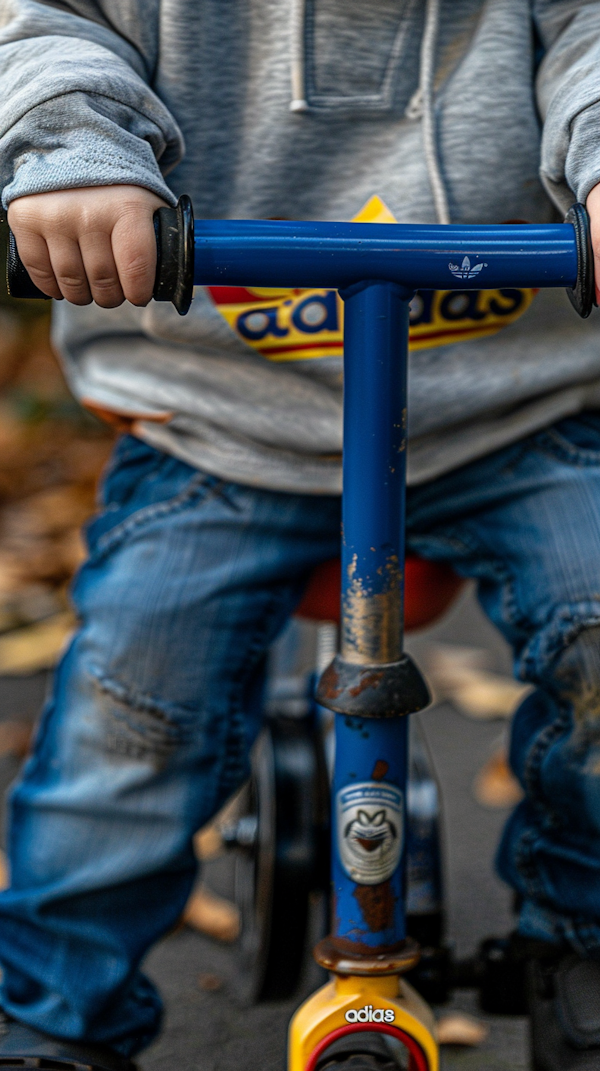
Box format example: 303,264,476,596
2,419,600,1054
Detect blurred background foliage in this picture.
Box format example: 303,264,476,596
0,226,113,672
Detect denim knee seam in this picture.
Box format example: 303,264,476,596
215,586,295,803
92,669,199,723
522,707,571,813
89,669,198,765
514,827,551,904
218,602,280,795
517,605,600,687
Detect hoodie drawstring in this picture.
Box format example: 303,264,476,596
289,0,450,224
290,0,309,113
419,0,450,224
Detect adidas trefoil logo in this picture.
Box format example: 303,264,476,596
448,255,486,280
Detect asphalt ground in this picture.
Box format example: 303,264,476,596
0,586,529,1071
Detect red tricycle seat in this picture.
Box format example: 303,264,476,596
296,555,464,632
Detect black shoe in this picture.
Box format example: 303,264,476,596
528,948,600,1070
0,1012,137,1071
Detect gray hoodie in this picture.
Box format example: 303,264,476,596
1,0,600,492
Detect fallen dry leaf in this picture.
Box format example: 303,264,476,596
0,720,33,759
427,644,532,720
0,535,85,586
0,555,34,599
183,884,240,943
193,785,248,860
0,611,75,675
193,824,223,861
0,323,114,630
0,423,110,505
61,438,115,484
197,973,224,992
473,749,524,809
0,849,8,891
2,485,95,540
0,312,114,638
0,585,64,633
437,1013,489,1046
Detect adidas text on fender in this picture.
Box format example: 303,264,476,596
344,1006,396,1023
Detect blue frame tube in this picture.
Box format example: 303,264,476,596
341,281,409,665
330,281,412,949
332,713,409,949
194,219,578,292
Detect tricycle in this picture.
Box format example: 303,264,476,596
6,198,595,1071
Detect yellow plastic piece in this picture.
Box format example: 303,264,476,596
288,973,438,1071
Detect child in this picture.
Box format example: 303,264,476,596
1,3,600,1069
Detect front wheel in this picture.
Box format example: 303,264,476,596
313,1031,430,1071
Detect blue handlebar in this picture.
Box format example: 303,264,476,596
6,196,596,319
193,218,578,292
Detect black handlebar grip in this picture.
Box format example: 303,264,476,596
565,202,596,319
153,194,194,315
5,194,195,315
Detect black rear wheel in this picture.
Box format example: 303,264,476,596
227,711,328,1002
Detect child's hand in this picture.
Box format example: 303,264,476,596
586,183,600,306
7,185,167,308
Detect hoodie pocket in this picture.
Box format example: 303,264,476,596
292,0,423,114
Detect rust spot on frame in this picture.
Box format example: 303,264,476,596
342,553,403,664
371,760,389,781
319,662,343,700
348,670,384,698
353,881,396,932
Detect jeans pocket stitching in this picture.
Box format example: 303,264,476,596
538,427,600,468
90,472,214,563
96,435,159,507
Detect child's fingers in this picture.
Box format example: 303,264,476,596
585,183,600,305
590,218,600,306
46,235,92,305
111,211,157,307
78,231,125,308
8,187,165,308
9,231,63,300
